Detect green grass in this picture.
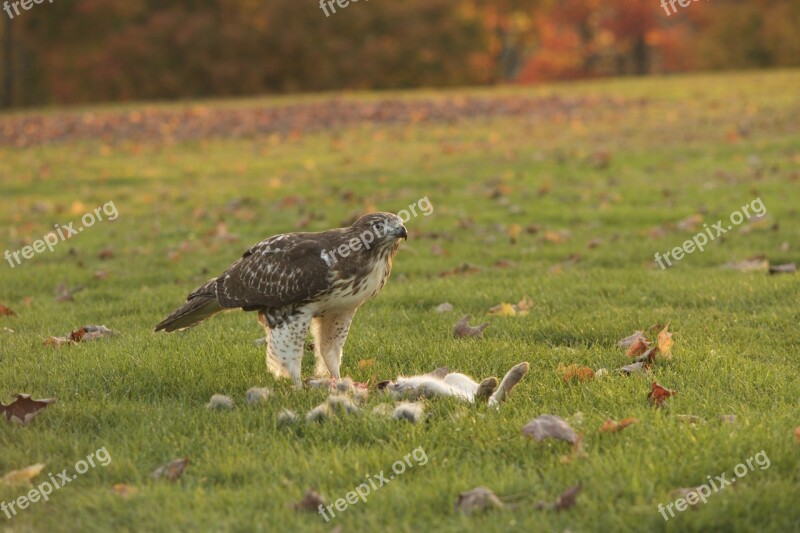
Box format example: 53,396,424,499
1,70,799,532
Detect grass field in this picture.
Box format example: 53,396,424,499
1,70,799,532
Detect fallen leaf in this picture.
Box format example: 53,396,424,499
455,487,505,514
294,488,326,512
794,427,800,444
522,415,578,444
617,331,646,348
557,364,595,382
358,359,376,369
534,483,582,511
657,324,674,359
488,297,532,317
648,382,677,407
453,315,489,338
0,304,16,316
151,458,188,481
600,417,638,433
54,283,85,303
554,484,582,511
2,464,46,485
617,361,648,374
626,337,650,357
634,347,659,364
1,394,56,425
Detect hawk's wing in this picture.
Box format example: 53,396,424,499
216,233,333,310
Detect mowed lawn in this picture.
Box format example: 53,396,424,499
1,71,799,532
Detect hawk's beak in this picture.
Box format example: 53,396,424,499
396,225,408,241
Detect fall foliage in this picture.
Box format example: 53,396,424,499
2,0,799,107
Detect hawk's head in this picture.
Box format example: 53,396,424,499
351,212,408,247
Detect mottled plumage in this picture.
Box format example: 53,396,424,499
155,212,407,386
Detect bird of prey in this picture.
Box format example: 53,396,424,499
155,212,407,387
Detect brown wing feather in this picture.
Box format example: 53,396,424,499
215,233,333,310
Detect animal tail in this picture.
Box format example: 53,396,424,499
154,279,224,333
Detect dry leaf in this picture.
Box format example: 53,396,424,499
626,337,650,357
294,488,326,512
795,427,800,444
522,415,578,444
453,315,489,338
1,394,56,425
2,464,45,485
0,304,16,316
151,458,188,481
358,359,376,369
557,364,595,382
648,382,676,407
455,487,505,514
657,324,674,359
488,297,532,317
600,417,638,433
535,484,582,511
617,331,646,348
554,484,582,511
617,361,648,375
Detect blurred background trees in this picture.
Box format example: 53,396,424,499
1,0,798,108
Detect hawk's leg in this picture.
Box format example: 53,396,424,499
260,311,312,388
311,310,356,379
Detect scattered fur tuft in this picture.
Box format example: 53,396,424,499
207,394,234,410
245,387,271,405
393,401,425,423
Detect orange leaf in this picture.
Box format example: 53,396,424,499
626,337,650,357
600,417,638,433
557,364,595,382
647,382,676,407
657,324,674,359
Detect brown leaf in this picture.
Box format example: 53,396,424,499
634,347,659,364
0,304,16,316
534,483,582,511
151,458,188,481
522,415,578,444
0,394,56,425
554,484,582,511
357,359,375,369
54,283,85,303
294,488,326,512
626,337,650,357
453,315,489,339
557,364,595,382
617,331,646,348
455,487,505,514
600,417,638,433
648,382,676,407
794,427,800,444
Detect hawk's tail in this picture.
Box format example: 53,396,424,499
154,279,224,333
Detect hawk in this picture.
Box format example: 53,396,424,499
155,212,407,387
